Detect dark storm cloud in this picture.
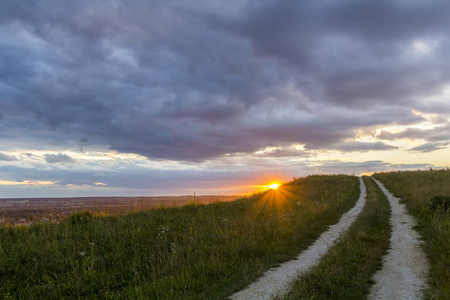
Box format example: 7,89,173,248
44,153,75,164
409,142,449,153
1,0,450,161
224,0,450,107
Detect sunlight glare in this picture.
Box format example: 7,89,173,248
269,183,279,189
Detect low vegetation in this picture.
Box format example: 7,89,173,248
373,169,450,299
0,175,359,299
283,176,391,299
0,195,240,226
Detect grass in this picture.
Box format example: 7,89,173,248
282,176,391,300
373,169,450,300
0,195,241,226
0,175,359,299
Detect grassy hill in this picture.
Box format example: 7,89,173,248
4,170,446,299
0,175,359,299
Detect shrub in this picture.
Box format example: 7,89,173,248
66,211,94,225
426,195,450,213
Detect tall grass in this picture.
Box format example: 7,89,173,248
373,169,450,299
283,176,391,299
0,175,359,299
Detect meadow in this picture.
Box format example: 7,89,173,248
0,175,359,299
0,195,240,226
373,169,450,299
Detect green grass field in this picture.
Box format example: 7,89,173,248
373,169,450,300
0,175,359,299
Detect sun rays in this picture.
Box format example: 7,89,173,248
250,183,305,217
255,182,282,191
268,183,279,189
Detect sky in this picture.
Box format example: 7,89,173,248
1,0,449,197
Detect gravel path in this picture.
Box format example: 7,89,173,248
230,177,367,300
368,178,429,300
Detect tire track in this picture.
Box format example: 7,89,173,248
230,177,367,300
368,178,429,300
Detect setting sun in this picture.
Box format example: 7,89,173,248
269,183,279,189
253,182,282,192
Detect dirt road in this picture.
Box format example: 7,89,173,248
230,177,367,300
368,178,428,300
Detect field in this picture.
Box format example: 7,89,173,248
0,175,359,299
373,169,450,299
2,170,448,299
0,195,240,226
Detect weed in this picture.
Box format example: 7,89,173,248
67,211,94,225
426,195,450,213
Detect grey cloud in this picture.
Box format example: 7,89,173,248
378,124,450,142
308,160,389,174
409,142,449,153
1,0,450,162
332,141,397,152
223,0,450,108
0,152,18,161
0,158,441,198
307,160,433,175
255,147,312,158
0,163,268,193
44,153,75,164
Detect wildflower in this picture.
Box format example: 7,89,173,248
80,251,86,256
89,242,95,246
157,225,169,239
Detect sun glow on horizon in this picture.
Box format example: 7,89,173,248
268,183,279,189
253,182,282,191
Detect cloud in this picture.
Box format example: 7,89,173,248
254,146,312,158
307,160,434,175
0,155,443,198
409,142,449,153
0,152,18,161
378,124,450,142
44,153,75,164
222,1,450,108
0,0,449,164
331,141,398,152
